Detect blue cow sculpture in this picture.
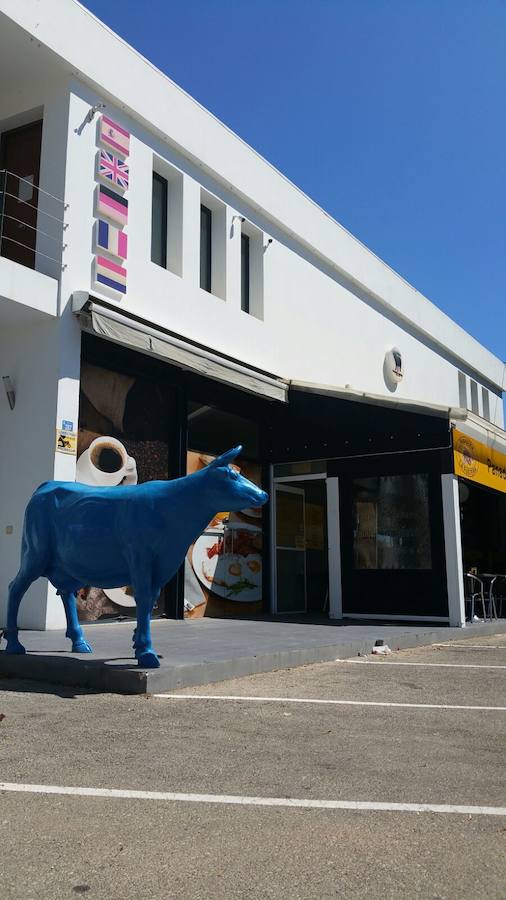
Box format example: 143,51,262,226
4,446,268,668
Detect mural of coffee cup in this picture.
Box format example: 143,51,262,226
76,435,137,486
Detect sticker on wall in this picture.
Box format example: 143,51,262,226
98,115,130,157
96,219,128,260
56,427,77,455
95,255,127,294
97,149,129,191
96,184,128,227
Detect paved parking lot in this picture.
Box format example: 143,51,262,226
1,632,505,899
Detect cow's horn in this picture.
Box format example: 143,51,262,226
210,446,243,468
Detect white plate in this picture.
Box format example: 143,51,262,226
192,533,262,603
103,587,136,608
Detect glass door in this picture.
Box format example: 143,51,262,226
274,484,307,613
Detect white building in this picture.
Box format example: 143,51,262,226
1,0,505,633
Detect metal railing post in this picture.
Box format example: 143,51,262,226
0,170,6,258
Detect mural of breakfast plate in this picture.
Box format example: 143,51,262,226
103,586,136,608
192,524,262,602
237,506,263,520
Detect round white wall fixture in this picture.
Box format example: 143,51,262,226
384,347,404,391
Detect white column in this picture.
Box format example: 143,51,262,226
181,177,200,289
441,474,466,627
326,476,343,619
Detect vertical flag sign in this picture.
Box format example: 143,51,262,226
93,113,130,296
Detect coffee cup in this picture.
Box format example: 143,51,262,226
76,435,136,486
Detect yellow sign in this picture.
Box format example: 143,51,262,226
453,428,506,494
56,429,77,455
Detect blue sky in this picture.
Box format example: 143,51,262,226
82,0,505,363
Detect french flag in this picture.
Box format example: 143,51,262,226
97,219,128,260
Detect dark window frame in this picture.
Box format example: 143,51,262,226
200,204,212,293
151,171,168,268
241,232,250,313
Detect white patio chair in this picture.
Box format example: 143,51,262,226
464,573,486,622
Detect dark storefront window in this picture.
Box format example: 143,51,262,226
187,401,259,459
352,474,432,570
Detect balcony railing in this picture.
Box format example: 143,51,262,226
0,170,68,278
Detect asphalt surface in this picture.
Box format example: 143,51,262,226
0,633,505,899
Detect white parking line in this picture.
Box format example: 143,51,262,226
153,694,506,711
1,782,505,817
433,644,506,651
337,660,506,670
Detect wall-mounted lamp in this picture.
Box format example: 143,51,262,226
75,102,106,136
263,238,273,250
85,102,106,125
2,376,15,410
232,215,246,224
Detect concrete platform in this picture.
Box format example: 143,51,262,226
1,616,505,694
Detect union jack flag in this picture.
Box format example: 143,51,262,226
98,150,129,191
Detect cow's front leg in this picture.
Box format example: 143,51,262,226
60,591,93,653
134,594,160,668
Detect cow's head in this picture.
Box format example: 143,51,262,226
203,446,268,512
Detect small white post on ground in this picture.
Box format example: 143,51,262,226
326,476,342,619
441,474,466,627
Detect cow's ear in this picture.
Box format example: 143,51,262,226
210,446,243,468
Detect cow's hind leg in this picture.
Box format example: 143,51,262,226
60,592,92,653
133,595,160,669
5,569,38,653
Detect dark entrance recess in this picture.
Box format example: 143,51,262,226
459,479,506,575
0,120,43,269
265,389,454,620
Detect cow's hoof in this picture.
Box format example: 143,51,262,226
136,650,160,669
72,639,93,654
5,638,26,655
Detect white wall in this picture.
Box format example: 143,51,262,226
0,320,59,628
0,79,80,629
65,82,504,429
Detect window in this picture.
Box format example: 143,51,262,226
151,172,168,268
187,401,259,459
352,474,432,570
470,380,479,414
239,223,264,319
482,388,490,421
241,233,250,313
200,204,212,293
458,372,467,408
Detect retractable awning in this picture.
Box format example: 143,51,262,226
73,295,288,403
290,379,466,420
